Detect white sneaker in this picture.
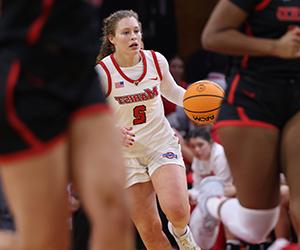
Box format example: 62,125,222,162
168,222,200,250
192,176,225,249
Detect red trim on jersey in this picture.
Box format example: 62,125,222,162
237,107,279,130
110,50,147,85
216,106,278,130
255,0,271,11
241,23,253,69
237,107,249,121
70,104,111,123
214,120,278,130
6,60,43,148
150,50,163,80
26,0,55,45
211,125,221,144
227,74,240,104
0,134,66,164
241,55,249,69
98,61,112,97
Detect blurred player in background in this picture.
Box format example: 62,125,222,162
0,1,132,249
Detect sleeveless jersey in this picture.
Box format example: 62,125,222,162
230,0,300,78
96,50,178,157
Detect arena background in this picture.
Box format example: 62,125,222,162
99,0,218,60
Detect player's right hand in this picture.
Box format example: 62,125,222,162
121,126,135,147
273,26,300,59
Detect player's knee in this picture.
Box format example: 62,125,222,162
163,201,190,223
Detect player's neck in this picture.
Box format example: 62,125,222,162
113,51,140,67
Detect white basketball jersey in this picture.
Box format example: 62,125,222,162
96,50,178,157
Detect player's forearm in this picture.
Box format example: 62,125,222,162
166,86,185,107
202,29,277,57
161,80,185,107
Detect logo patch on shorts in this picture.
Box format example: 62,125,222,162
162,152,178,159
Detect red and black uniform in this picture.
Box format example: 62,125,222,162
231,0,300,77
0,0,107,161
216,0,300,129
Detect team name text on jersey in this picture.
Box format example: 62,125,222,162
114,86,159,105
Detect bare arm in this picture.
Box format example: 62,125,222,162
157,52,186,107
202,0,300,58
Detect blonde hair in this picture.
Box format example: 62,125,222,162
96,10,141,62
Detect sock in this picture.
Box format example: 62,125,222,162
207,196,227,219
219,199,279,244
171,223,187,237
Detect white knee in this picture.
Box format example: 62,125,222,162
220,199,280,243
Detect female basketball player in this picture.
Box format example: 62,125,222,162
195,0,300,246
96,10,200,250
0,1,132,250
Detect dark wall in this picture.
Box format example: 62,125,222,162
174,0,218,59
99,0,219,61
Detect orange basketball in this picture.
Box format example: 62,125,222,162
183,80,224,125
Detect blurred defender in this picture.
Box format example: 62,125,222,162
0,1,132,249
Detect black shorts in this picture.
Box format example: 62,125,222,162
215,72,300,130
0,46,107,162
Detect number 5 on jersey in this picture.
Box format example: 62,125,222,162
133,105,146,125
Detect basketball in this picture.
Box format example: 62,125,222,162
183,80,224,125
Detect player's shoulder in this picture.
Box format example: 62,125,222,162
142,49,166,61
98,55,111,65
95,55,112,73
95,55,113,80
143,50,168,70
